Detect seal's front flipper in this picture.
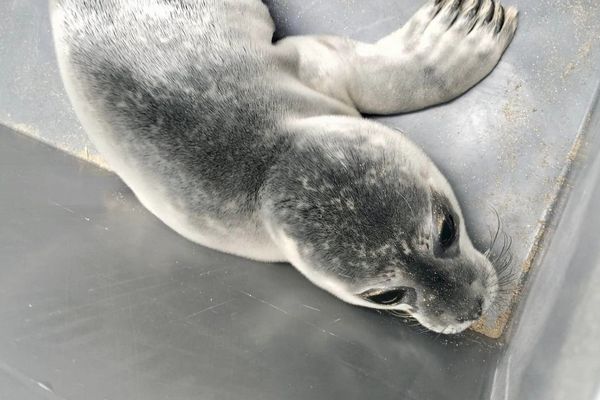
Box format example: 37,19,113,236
376,0,519,111
275,0,517,116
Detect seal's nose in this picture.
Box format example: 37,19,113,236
456,297,484,322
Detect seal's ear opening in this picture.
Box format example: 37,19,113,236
359,287,417,307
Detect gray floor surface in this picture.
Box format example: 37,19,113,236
2,1,600,399
0,126,500,399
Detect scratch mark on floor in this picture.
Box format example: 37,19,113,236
301,304,321,312
184,299,234,319
239,290,289,315
49,200,110,230
234,289,354,343
37,381,53,393
50,201,75,214
0,359,67,400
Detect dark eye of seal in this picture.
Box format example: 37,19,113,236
432,202,460,258
439,213,457,249
431,191,460,257
360,287,417,307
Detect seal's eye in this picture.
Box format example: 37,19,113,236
439,214,457,248
431,192,460,257
359,287,417,307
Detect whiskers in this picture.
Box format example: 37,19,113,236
435,324,450,340
483,207,520,315
385,309,430,333
387,309,416,323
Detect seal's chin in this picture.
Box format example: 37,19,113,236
409,311,475,335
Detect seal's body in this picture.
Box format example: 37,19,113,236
51,0,518,334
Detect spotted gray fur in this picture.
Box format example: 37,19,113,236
51,0,517,334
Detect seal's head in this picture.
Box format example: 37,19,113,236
349,186,498,334
264,122,498,334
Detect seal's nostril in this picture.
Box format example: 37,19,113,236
456,297,484,323
471,297,484,319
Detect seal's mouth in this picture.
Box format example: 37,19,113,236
408,310,477,335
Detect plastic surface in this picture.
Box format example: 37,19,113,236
2,122,599,399
0,128,500,399
490,83,600,400
2,0,600,398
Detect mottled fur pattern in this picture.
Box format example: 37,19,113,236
51,0,517,333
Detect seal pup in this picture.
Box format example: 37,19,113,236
50,0,518,334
